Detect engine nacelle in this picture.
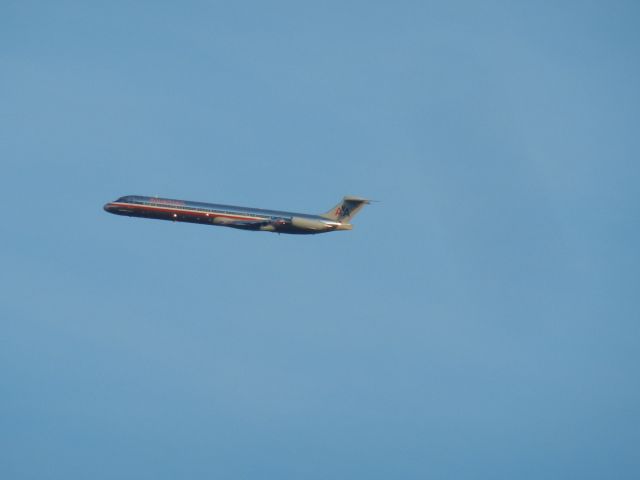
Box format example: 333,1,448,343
291,217,330,231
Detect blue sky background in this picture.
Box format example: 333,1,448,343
1,1,639,478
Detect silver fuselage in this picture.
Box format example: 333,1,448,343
103,195,353,234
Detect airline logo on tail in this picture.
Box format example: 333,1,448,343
335,205,352,219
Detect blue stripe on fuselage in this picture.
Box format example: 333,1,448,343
120,196,326,221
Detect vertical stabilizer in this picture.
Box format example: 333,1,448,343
320,196,370,222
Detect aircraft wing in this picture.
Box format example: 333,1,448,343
226,220,266,229
216,217,289,230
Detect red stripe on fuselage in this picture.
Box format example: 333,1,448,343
110,202,266,221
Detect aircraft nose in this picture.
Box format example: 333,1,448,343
103,203,113,212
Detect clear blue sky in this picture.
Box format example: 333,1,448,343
2,1,639,478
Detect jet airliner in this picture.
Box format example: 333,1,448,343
103,195,370,234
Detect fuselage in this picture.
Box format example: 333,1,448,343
103,195,352,234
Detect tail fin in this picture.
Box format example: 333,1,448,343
320,196,371,223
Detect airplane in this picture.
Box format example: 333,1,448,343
103,195,370,234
